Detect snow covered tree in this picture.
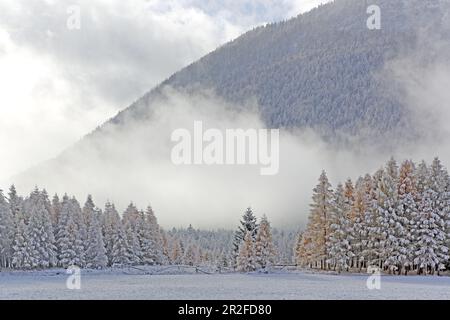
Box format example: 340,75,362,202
254,215,276,270
374,163,399,271
0,189,14,268
237,231,255,272
110,222,131,267
348,177,368,270
362,170,386,268
307,171,334,269
25,189,57,268
124,219,142,265
122,203,143,264
138,206,164,265
392,160,418,274
183,244,199,266
426,158,450,273
170,238,184,265
56,195,82,268
327,183,353,272
102,201,121,265
232,207,258,268
49,194,61,228
82,195,96,228
84,198,108,269
8,185,23,217
11,218,32,269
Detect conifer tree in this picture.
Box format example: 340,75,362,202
11,218,31,269
327,184,353,272
0,189,14,268
56,195,80,267
26,189,57,268
85,200,108,269
237,231,255,272
232,207,258,267
308,171,334,269
254,215,276,270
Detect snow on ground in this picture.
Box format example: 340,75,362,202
0,268,449,299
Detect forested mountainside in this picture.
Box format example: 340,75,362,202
99,0,450,143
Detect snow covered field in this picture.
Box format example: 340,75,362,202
1,269,449,300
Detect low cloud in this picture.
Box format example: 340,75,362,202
8,87,395,229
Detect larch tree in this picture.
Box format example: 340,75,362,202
237,231,256,272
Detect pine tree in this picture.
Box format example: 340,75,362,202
170,238,183,265
82,195,96,228
122,203,143,265
349,177,369,270
8,185,23,217
363,170,385,268
374,162,399,272
0,189,14,268
85,200,108,269
25,189,57,268
183,244,199,266
427,157,450,273
11,218,32,269
308,171,333,269
49,194,61,228
111,222,131,267
237,231,255,272
413,161,441,274
327,183,353,272
386,160,417,274
56,195,80,267
138,206,164,265
102,201,121,265
124,219,142,265
254,215,276,270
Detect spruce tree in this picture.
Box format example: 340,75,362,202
0,189,14,268
232,207,259,268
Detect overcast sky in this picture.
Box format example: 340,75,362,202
0,0,330,182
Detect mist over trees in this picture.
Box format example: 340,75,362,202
3,156,450,275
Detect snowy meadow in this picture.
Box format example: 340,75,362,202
1,268,450,300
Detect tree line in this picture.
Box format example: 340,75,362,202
295,157,450,275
